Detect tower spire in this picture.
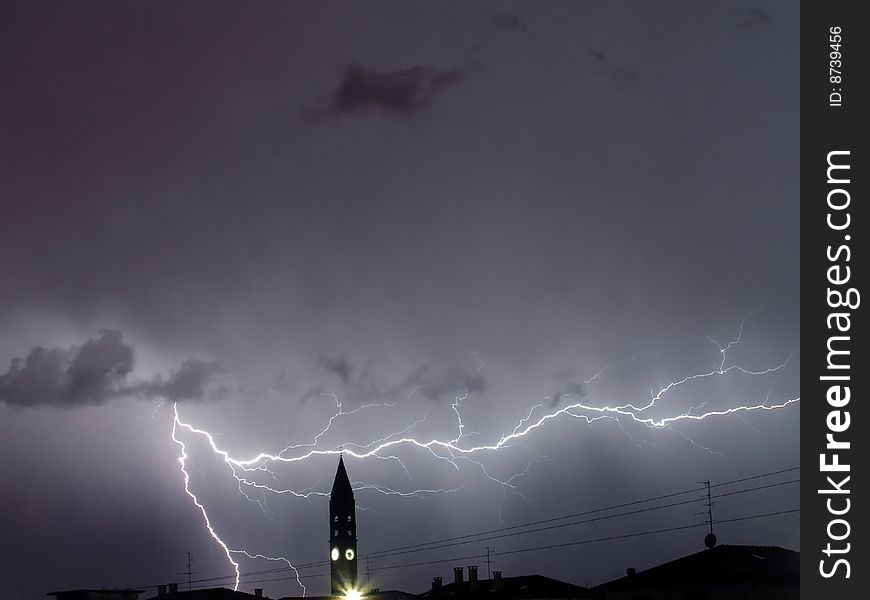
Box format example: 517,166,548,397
329,456,358,595
331,454,353,498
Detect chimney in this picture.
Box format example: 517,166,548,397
168,583,179,594
626,568,636,577
493,571,502,592
468,566,479,595
255,589,264,597
453,566,464,585
432,577,443,592
157,585,167,597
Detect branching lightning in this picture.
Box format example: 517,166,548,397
168,320,798,594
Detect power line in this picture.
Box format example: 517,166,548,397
714,509,800,525
713,479,800,501
149,469,801,589
365,466,799,558
489,508,799,559
185,508,799,591
710,466,799,489
171,476,799,589
358,479,799,562
132,465,799,590
232,467,801,581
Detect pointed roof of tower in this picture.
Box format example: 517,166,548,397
331,455,353,498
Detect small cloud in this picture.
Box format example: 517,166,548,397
271,371,297,395
403,365,486,402
732,8,773,30
587,48,606,62
305,65,462,118
550,381,587,407
317,355,354,384
300,386,327,403
488,11,526,32
134,359,224,402
586,49,638,90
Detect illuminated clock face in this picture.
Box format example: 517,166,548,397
331,547,340,561
345,548,355,561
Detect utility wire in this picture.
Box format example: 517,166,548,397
222,467,801,585
170,477,798,589
144,467,798,590
489,508,799,558
188,508,798,591
366,466,799,557
710,466,799,489
357,479,799,562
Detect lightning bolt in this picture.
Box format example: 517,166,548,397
171,404,241,590
168,319,798,594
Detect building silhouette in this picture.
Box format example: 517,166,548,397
151,588,265,599
588,544,799,600
47,591,145,600
421,567,590,600
329,455,359,596
47,459,798,600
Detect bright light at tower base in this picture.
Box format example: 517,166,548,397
343,588,364,600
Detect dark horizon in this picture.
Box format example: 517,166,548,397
1,1,799,599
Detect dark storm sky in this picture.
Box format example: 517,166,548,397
0,1,799,599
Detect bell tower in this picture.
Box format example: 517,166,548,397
329,455,358,596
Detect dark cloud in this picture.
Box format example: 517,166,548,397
550,381,587,407
0,330,133,408
65,330,135,400
309,360,395,405
587,48,607,62
586,49,638,89
303,361,487,406
403,365,486,402
749,8,771,25
317,355,354,384
487,10,527,32
308,65,462,117
475,0,526,32
0,330,221,407
300,385,327,403
271,371,297,396
133,359,224,402
734,8,772,29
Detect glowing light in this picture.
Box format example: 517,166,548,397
331,547,340,561
343,588,363,600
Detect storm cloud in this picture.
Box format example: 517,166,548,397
0,330,134,408
549,381,587,407
403,365,487,402
133,359,225,402
303,360,487,405
586,48,639,90
313,64,462,116
0,330,221,408
317,355,354,385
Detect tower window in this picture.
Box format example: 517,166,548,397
347,515,352,522
334,529,338,537
334,516,338,522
